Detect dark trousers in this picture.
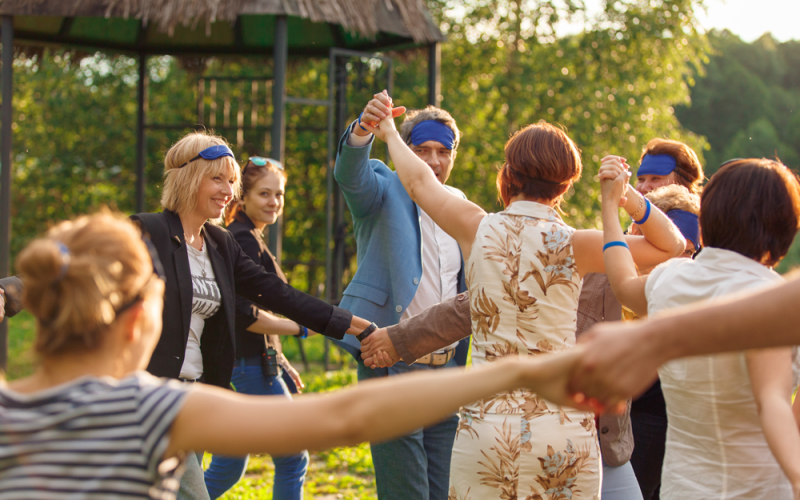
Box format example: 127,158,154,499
629,409,667,500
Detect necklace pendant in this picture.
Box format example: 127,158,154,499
202,270,207,278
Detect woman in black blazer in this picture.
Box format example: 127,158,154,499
131,132,372,500
203,157,313,500
131,133,370,389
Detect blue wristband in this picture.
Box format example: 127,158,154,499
603,241,630,251
634,198,652,225
299,326,309,339
357,112,369,132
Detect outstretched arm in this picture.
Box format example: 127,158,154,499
166,350,593,459
569,269,800,407
573,157,685,278
747,348,800,494
362,93,485,260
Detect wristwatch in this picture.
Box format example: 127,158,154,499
356,322,378,342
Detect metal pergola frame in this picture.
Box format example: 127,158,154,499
0,14,443,371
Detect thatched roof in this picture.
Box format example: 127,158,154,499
0,0,443,44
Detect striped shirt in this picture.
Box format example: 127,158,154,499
0,371,190,500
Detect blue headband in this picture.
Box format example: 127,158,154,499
638,154,677,177
409,120,456,150
179,145,235,168
667,209,700,249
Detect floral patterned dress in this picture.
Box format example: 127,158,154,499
449,201,601,500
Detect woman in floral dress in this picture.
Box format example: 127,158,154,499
362,93,686,500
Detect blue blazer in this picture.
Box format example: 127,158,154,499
332,123,467,360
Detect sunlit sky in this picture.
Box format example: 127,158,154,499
575,0,799,42
696,0,799,42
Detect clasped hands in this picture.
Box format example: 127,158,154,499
354,90,406,140
358,321,655,415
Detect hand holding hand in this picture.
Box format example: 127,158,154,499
598,156,631,208
516,348,604,413
358,90,405,141
360,328,401,368
279,353,305,394
569,321,662,409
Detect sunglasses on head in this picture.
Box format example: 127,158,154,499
248,157,284,170
178,145,235,168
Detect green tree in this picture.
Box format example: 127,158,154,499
722,118,800,167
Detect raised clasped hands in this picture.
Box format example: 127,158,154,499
356,90,406,141
360,327,401,369
598,155,632,208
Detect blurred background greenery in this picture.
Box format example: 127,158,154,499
4,0,800,497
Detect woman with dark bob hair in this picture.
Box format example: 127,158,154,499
362,94,686,499
600,158,800,499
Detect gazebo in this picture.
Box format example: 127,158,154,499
0,0,445,369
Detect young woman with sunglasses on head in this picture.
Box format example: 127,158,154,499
0,212,593,500
202,157,311,500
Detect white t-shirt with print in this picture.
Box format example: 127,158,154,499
179,242,222,380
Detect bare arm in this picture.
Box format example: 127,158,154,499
569,270,800,406
747,348,800,493
362,95,486,260
597,161,649,317
573,158,685,277
165,350,592,458
246,309,315,337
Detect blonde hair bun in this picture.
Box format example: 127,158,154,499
16,211,160,355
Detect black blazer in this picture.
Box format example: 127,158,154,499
130,209,352,388
229,212,286,359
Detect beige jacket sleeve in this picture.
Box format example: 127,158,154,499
385,292,472,364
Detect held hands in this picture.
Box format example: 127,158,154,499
360,328,401,368
598,156,632,208
568,321,660,410
357,90,406,141
516,347,605,413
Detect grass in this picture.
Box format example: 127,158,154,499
5,312,377,500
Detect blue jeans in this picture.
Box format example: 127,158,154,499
603,460,644,500
358,359,459,500
204,361,309,500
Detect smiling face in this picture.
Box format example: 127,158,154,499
194,164,236,221
411,140,455,184
243,170,285,229
635,172,679,194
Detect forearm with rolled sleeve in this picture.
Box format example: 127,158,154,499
386,292,472,364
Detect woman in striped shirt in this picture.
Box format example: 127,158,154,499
0,212,593,500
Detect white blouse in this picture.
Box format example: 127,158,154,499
646,247,794,499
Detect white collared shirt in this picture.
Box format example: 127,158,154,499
402,208,461,352
647,247,798,499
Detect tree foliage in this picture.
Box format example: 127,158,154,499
6,0,712,291
675,30,800,173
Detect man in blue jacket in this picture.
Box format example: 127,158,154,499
333,91,468,500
